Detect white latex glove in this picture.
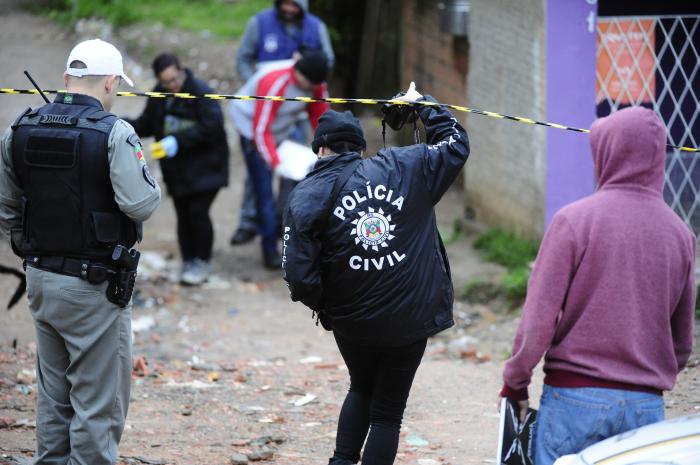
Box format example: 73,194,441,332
160,135,179,158
396,81,423,103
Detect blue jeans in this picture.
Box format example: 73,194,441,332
238,174,299,234
237,124,307,234
240,136,277,254
237,177,258,233
534,385,664,465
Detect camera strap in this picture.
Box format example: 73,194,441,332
382,119,387,149
381,106,421,148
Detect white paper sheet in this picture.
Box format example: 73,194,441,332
275,139,317,181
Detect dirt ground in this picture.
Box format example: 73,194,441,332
0,5,699,465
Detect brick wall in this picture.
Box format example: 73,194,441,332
399,0,469,114
465,0,546,239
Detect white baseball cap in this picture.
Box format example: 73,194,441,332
65,39,134,87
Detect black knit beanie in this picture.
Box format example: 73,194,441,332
312,110,367,154
294,50,329,85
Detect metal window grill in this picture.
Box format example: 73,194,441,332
596,15,700,234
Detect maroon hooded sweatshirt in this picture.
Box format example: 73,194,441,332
501,106,696,401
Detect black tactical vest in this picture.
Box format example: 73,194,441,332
10,93,138,261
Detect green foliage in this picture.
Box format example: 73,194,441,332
503,268,530,302
462,278,502,303
38,0,270,37
471,229,540,307
462,270,530,307
473,229,539,270
439,218,467,245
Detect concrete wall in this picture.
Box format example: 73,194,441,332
399,0,469,113
465,0,546,239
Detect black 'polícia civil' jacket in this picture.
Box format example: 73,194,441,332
283,98,470,347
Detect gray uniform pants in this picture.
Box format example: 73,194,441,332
26,266,132,465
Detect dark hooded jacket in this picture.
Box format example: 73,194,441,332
282,100,470,347
129,68,229,198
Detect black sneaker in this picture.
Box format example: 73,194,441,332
230,228,256,246
263,250,282,269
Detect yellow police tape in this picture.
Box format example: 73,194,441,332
1,87,698,153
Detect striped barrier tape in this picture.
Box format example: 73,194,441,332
1,87,697,153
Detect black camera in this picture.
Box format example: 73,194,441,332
381,92,419,131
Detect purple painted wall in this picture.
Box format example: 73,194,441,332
545,0,598,225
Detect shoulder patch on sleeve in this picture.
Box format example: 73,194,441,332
127,133,141,148
142,164,156,189
125,132,145,163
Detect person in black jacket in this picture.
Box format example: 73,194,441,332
282,83,470,465
128,53,229,285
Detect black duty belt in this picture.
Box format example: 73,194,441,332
25,255,115,284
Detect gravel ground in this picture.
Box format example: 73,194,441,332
0,5,698,465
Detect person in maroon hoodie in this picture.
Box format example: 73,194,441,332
499,106,696,465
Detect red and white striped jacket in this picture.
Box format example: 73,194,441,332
229,61,329,168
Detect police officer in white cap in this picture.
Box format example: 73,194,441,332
0,39,161,464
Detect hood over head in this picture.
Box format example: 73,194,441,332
589,106,667,194
275,0,308,14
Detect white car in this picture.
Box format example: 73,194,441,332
553,414,700,465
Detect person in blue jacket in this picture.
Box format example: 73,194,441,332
282,83,470,465
236,0,335,82
231,0,335,247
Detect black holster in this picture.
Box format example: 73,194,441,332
106,269,136,308
106,245,140,308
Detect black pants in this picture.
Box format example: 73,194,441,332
330,333,427,465
172,189,219,262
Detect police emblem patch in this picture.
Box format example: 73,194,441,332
351,207,395,252
264,34,278,53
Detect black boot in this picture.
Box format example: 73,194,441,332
263,250,282,269
328,457,355,465
230,228,256,246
